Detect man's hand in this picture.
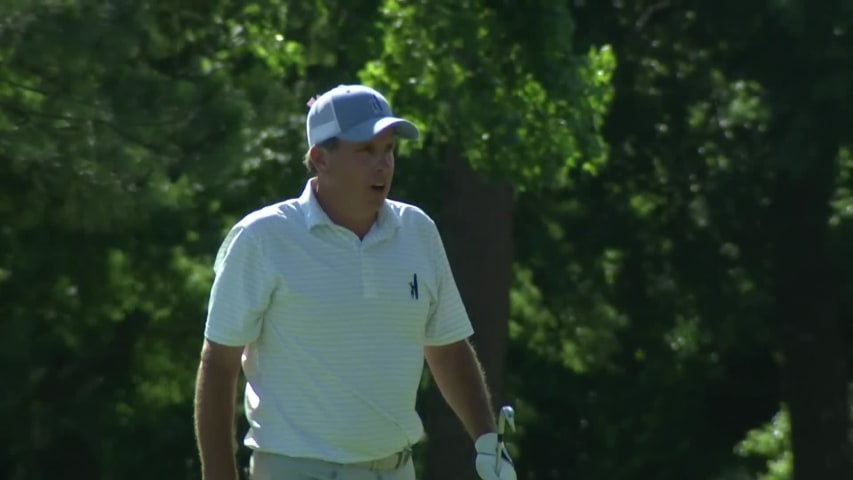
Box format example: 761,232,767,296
474,432,517,480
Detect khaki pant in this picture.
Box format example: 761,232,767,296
250,451,416,480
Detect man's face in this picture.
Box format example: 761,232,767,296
316,127,396,210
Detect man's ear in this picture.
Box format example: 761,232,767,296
309,145,329,172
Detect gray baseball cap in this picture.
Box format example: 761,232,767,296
305,84,420,147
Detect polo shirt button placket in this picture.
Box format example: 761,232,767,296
360,245,377,299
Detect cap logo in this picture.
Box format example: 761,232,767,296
368,95,383,114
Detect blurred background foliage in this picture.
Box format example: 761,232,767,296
1,1,852,479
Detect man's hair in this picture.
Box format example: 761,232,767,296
303,137,340,175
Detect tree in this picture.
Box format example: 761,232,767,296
3,1,851,479
509,1,853,478
724,2,853,476
0,1,311,477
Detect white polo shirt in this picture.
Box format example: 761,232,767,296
203,179,474,463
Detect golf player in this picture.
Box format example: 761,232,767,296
193,84,517,480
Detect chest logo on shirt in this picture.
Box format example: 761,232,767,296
409,273,419,300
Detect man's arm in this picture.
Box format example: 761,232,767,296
194,339,245,480
424,339,497,440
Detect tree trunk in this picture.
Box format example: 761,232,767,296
423,151,515,480
771,115,852,480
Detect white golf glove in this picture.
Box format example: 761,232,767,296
475,432,517,480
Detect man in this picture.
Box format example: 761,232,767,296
193,84,517,480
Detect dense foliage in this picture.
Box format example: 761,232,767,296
1,1,851,479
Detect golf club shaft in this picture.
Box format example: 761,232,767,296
496,410,506,471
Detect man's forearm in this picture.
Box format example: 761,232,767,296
194,362,240,480
426,340,497,440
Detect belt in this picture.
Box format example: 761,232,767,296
349,448,412,471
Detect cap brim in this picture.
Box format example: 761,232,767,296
337,116,420,143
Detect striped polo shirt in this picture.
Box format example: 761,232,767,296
203,179,474,463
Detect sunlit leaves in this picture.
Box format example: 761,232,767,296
630,192,666,218
509,262,628,375
0,1,314,478
735,406,793,480
359,0,615,192
0,0,316,235
664,314,702,357
830,146,853,227
217,3,306,77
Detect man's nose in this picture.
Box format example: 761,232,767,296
376,152,393,169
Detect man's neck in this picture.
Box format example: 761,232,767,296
312,181,377,240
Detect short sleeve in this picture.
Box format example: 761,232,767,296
204,224,276,346
424,224,474,346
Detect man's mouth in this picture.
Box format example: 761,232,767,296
371,183,386,192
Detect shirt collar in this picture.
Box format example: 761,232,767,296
297,178,401,238
297,178,334,230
